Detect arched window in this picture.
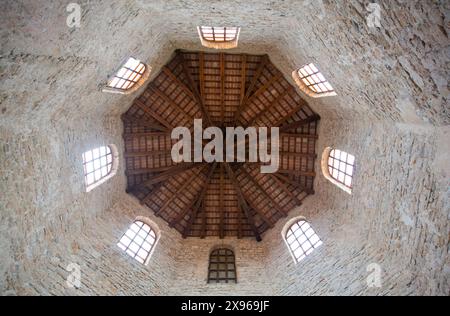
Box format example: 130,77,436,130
208,248,237,283
82,144,119,192
102,57,150,94
292,63,337,98
117,219,158,265
197,26,241,49
321,147,355,194
285,219,322,263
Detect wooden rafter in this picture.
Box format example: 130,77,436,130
246,87,293,127
148,86,195,122
273,173,314,195
224,162,262,241
134,99,173,129
121,114,168,132
279,114,320,132
182,163,218,237
178,52,213,126
240,167,287,217
234,55,268,122
219,163,225,238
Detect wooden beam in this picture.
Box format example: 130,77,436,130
237,202,243,239
138,163,197,188
234,55,268,122
243,72,282,111
279,152,318,159
148,86,194,122
240,167,287,217
246,87,292,127
121,114,168,132
273,173,314,195
279,114,320,132
124,149,171,158
277,169,316,177
199,52,205,98
224,162,262,241
280,132,318,139
220,52,225,125
240,55,247,105
134,99,173,129
273,102,307,127
267,173,303,206
178,53,213,126
125,166,173,176
154,165,208,216
219,163,225,239
182,163,218,237
200,197,207,239
123,131,170,139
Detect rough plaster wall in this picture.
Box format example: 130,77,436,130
263,119,449,295
169,239,273,296
0,0,448,295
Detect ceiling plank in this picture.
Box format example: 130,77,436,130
125,166,174,176
240,55,247,106
154,165,208,216
178,52,213,126
246,87,293,127
134,99,173,129
277,169,316,177
219,163,225,239
200,196,207,239
279,114,320,132
273,101,308,127
220,52,225,125
267,173,303,206
234,55,268,122
240,167,287,217
121,114,168,132
138,163,198,188
199,52,205,99
224,162,263,241
148,86,195,122
273,173,314,195
182,163,218,237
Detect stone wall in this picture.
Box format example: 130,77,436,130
0,0,448,296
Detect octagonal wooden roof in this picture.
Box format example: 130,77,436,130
122,50,320,241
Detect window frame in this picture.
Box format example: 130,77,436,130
83,144,119,192
283,217,323,264
207,248,237,284
117,218,159,265
321,147,355,194
102,57,151,95
292,63,337,98
197,26,241,49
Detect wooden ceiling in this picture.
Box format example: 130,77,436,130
122,50,320,241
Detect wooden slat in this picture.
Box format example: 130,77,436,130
277,169,316,177
234,55,268,122
154,165,208,216
182,163,218,237
125,166,173,175
178,52,213,126
220,52,225,125
139,163,198,188
224,162,262,241
279,114,320,132
267,173,303,206
240,167,287,216
219,163,225,239
273,173,314,195
134,99,173,129
247,87,293,126
148,86,195,122
240,55,247,105
121,114,168,132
